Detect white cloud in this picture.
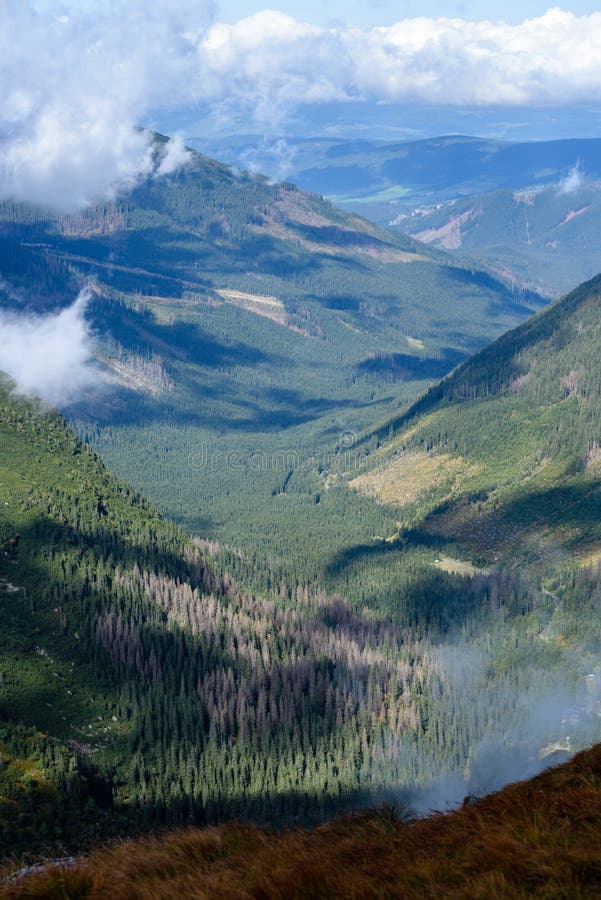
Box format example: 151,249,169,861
0,287,98,406
0,2,211,211
191,8,601,126
154,135,192,178
2,5,601,210
559,162,586,194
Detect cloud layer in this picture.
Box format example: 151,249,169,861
0,288,97,406
2,5,601,209
198,8,601,117
559,162,586,194
0,1,207,210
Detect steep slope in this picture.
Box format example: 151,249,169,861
348,272,601,576
2,380,438,852
0,382,503,855
196,133,601,298
7,741,601,898
3,378,601,865
394,182,601,297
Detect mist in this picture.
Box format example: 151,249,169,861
0,287,98,407
389,633,598,817
559,163,586,194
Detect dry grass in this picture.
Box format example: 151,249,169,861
214,289,288,327
350,450,478,508
433,556,491,577
6,745,601,898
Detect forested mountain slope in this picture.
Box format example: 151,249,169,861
349,272,601,575
3,375,601,863
0,134,545,604
8,741,601,898
4,139,601,872
1,380,443,854
197,133,601,223
198,132,601,298
393,181,601,297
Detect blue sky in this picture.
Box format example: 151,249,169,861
33,0,601,26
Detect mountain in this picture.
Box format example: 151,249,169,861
0,134,545,602
192,134,601,223
7,741,601,898
393,181,601,297
193,134,601,298
2,363,599,863
0,380,433,854
5,379,477,855
347,272,601,580
4,137,601,871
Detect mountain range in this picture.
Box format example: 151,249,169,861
194,134,601,218
195,134,601,298
0,134,544,597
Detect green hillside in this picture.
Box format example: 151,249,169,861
3,372,601,863
0,135,544,597
395,182,601,297
348,273,601,578
196,133,601,225
197,133,601,298
5,143,601,868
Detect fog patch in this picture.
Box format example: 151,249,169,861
559,163,586,194
154,135,192,178
240,137,296,184
0,288,99,407
403,661,589,816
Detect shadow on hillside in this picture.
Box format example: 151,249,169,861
355,347,465,383
501,481,601,531
440,264,547,314
321,528,489,631
90,294,275,369
405,478,601,568
1,511,427,846
71,377,380,433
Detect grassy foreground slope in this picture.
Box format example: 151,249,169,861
349,272,601,575
6,742,601,898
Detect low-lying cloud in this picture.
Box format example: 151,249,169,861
0,287,98,407
154,135,192,178
559,163,586,194
0,2,209,211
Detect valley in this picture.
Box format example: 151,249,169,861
5,3,601,895
1,131,601,886
0,135,545,597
